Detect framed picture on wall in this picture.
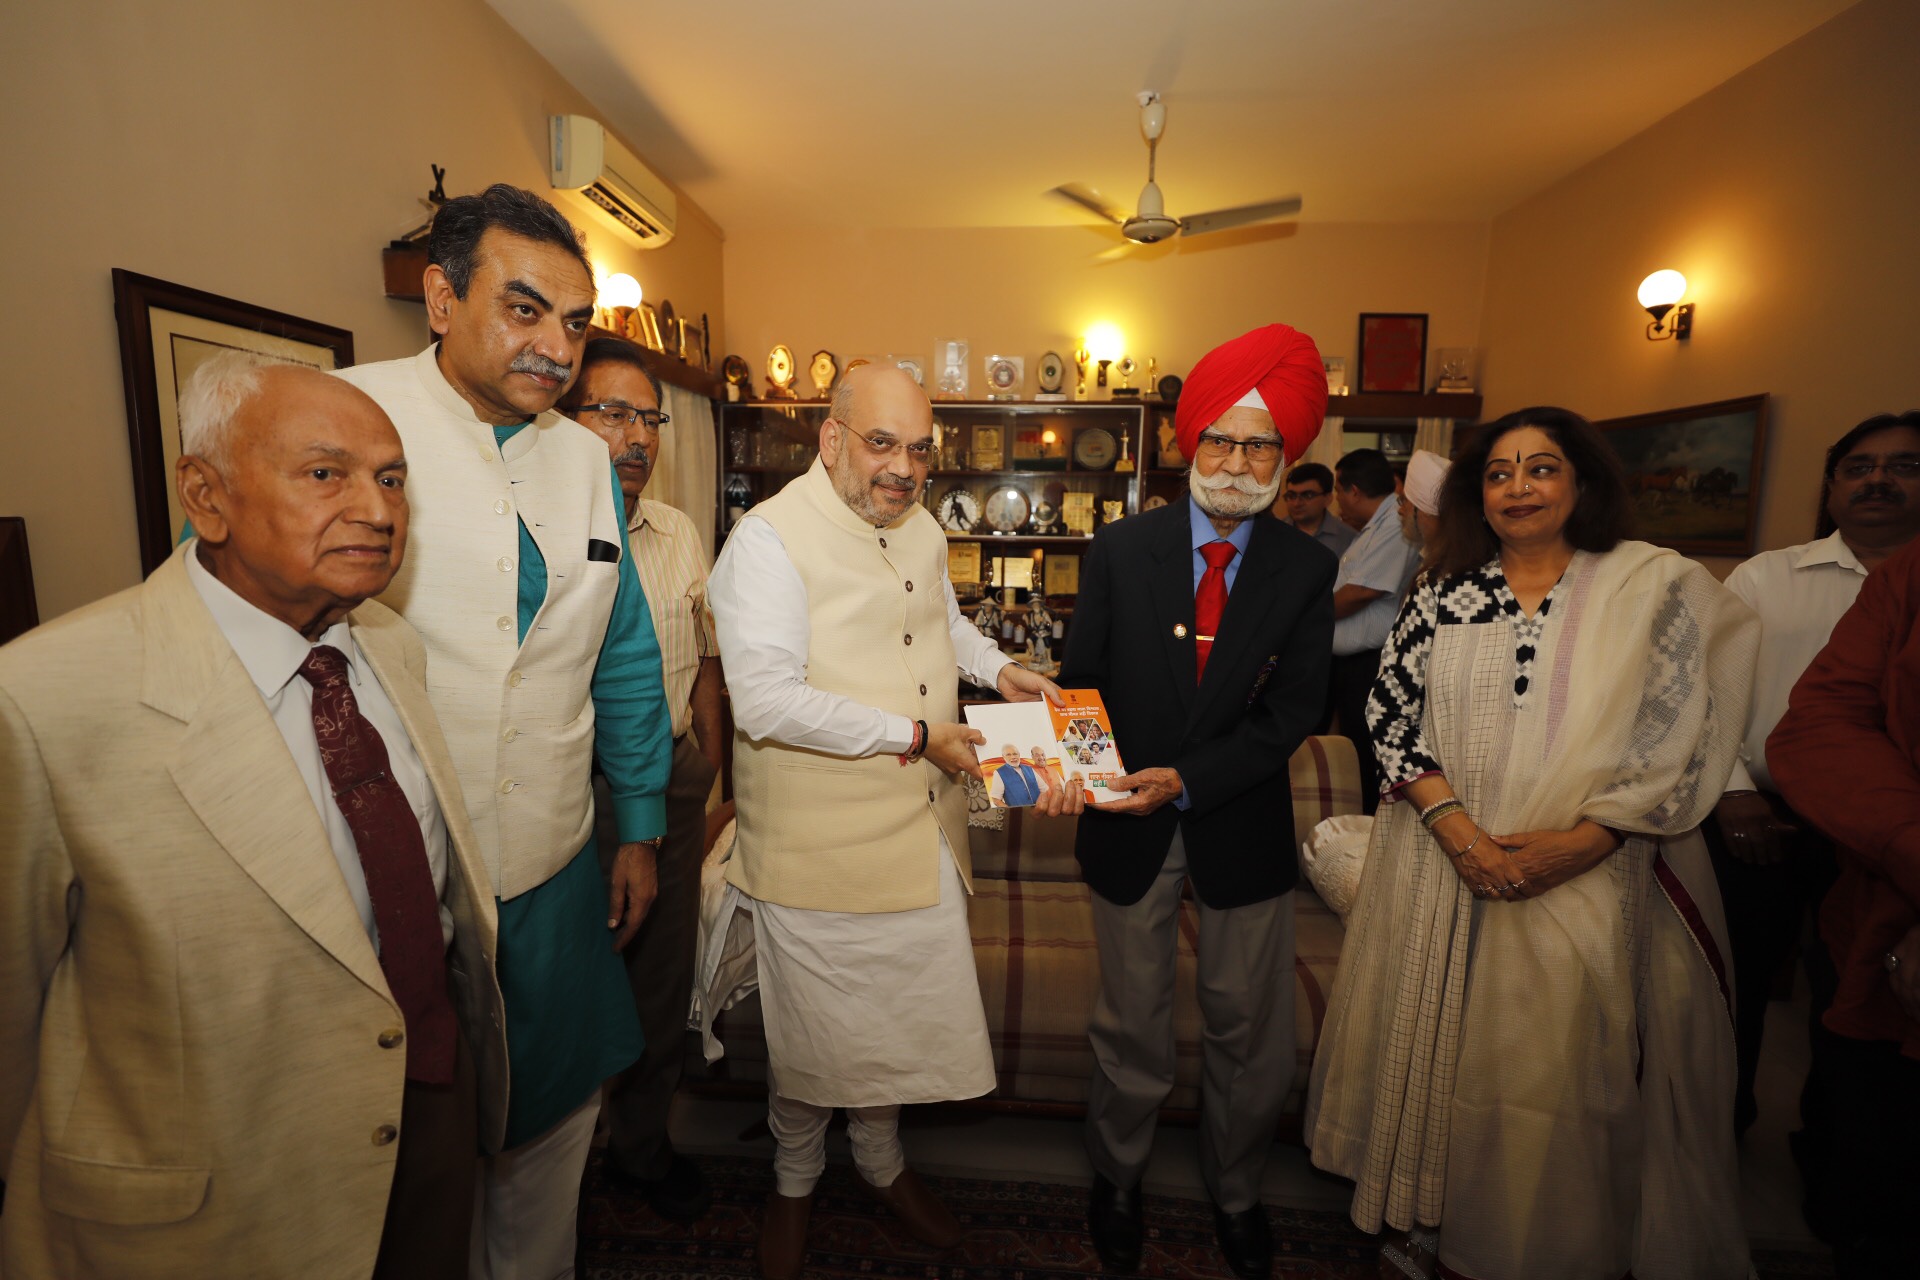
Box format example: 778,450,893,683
1355,312,1429,394
112,270,355,575
0,516,38,645
1595,393,1769,556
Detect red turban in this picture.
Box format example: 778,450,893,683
1174,324,1328,464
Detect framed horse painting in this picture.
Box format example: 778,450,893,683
1596,394,1768,557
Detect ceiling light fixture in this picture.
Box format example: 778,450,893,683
1637,270,1692,341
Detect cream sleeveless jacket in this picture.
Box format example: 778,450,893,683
726,461,970,912
336,348,625,899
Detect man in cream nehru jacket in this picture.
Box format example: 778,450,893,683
708,364,1079,1279
337,184,672,1280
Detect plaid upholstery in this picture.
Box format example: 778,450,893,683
702,736,1362,1120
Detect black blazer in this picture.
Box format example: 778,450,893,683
1059,501,1335,909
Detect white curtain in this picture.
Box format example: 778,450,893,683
1412,416,1454,458
1301,415,1346,470
653,384,718,562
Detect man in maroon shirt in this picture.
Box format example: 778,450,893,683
1769,533,1920,1279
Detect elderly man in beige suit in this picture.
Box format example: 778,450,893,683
0,355,507,1280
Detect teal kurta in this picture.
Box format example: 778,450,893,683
492,422,664,1145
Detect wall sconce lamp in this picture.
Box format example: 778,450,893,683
1084,323,1125,388
598,271,643,334
1638,270,1693,341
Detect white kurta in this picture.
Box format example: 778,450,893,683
706,515,1009,1107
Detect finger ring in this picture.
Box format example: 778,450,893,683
1887,951,1902,974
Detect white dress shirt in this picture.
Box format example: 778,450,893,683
186,545,453,947
1721,531,1871,792
708,514,1014,756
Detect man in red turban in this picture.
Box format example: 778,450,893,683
1061,324,1336,1280
1175,323,1329,467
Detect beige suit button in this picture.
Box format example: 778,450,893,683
497,615,513,631
378,1028,404,1049
373,1124,398,1145
498,557,514,573
502,727,518,743
494,499,510,515
509,671,524,687
500,778,517,794
478,445,494,461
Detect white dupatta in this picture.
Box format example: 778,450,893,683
1307,542,1759,1280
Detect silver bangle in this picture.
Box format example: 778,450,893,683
1448,828,1483,860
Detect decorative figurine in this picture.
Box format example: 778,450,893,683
1073,347,1090,401
972,592,1004,643
1027,592,1059,675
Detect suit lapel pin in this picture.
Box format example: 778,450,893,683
1173,623,1188,638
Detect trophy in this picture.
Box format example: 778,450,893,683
1073,347,1090,401
765,345,798,400
935,339,969,400
809,349,838,400
1113,355,1140,398
721,354,752,403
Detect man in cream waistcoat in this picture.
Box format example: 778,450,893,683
708,364,1080,1279
335,185,672,1280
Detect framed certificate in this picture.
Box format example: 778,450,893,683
972,425,1005,470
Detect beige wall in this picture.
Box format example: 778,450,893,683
0,0,723,620
723,222,1488,401
1477,0,1919,573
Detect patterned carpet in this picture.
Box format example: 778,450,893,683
576,1151,1834,1279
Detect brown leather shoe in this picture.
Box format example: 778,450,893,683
855,1168,964,1249
758,1190,813,1280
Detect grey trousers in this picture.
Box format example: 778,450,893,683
1085,830,1295,1212
594,734,717,1179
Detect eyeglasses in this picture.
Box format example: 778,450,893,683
577,403,669,430
1837,457,1920,480
1196,432,1284,463
1281,489,1326,503
833,420,935,463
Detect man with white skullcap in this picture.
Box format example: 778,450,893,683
1396,448,1450,549
1061,324,1336,1280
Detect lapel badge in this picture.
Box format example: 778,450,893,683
1173,623,1188,639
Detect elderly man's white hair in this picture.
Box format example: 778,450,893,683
176,350,298,472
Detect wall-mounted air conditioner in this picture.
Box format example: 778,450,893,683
549,114,677,248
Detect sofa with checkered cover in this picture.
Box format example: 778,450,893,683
699,734,1361,1124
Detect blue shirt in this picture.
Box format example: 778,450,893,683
1189,495,1255,594
1173,497,1258,811
1332,497,1420,656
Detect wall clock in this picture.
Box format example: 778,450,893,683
983,485,1031,534
936,486,981,533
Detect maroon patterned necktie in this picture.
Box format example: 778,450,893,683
299,645,457,1083
1194,540,1237,680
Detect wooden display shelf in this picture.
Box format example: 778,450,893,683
945,532,1093,544
932,468,1135,478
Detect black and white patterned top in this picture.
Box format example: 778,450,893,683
1365,558,1565,790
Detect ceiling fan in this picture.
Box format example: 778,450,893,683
1048,91,1302,257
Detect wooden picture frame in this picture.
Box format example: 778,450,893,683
0,516,38,644
112,270,354,575
1595,393,1769,556
1355,312,1429,395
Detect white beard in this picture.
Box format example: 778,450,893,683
1190,465,1283,521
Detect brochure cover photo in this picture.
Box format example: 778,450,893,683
964,689,1131,807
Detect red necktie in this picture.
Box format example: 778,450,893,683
1195,540,1237,681
299,645,457,1083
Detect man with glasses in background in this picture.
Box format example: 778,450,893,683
1275,461,1356,559
707,363,1075,1279
1062,325,1335,1280
561,336,726,1222
1708,411,1920,1143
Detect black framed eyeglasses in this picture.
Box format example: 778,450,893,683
578,403,669,430
1837,456,1920,480
1196,432,1284,463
